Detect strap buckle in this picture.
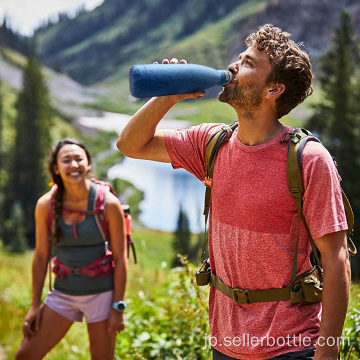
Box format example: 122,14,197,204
290,188,301,199
199,258,210,273
222,125,232,140
72,268,81,275
202,177,212,187
233,288,250,304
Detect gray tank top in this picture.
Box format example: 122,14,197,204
53,182,113,295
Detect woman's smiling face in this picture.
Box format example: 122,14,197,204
54,144,91,184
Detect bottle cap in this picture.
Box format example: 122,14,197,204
223,70,233,85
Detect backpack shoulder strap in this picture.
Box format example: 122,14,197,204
47,184,59,291
91,178,117,197
91,179,111,242
287,128,356,262
90,178,139,262
287,129,322,273
48,184,58,235
201,121,238,257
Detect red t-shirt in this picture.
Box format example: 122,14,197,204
165,123,348,359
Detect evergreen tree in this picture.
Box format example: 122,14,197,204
6,201,27,253
0,81,4,223
308,11,360,278
172,206,191,267
0,81,3,182
0,18,29,55
9,53,52,246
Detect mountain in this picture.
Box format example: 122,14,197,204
33,0,244,85
32,0,360,92
0,47,106,118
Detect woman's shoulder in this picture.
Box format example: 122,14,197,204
35,191,53,215
105,191,124,220
105,190,122,207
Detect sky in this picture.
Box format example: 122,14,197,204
0,0,105,36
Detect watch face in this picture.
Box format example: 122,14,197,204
116,303,125,311
113,301,127,312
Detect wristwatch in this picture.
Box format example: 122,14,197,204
112,301,127,312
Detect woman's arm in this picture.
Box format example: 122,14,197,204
105,192,128,334
23,194,51,338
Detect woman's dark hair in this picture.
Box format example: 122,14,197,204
47,138,92,243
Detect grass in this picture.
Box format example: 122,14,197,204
1,232,360,359
128,229,175,269
0,230,175,359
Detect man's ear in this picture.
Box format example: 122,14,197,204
266,83,285,99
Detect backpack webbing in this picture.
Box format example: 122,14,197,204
198,125,356,304
47,179,137,290
201,122,238,257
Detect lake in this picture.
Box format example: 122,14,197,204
108,157,205,233
78,112,205,233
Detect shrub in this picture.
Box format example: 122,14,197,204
341,306,360,359
116,255,210,359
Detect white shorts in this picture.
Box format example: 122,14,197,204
44,289,113,323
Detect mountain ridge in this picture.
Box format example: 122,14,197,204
3,0,360,102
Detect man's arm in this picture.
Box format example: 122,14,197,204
116,93,204,162
313,230,351,359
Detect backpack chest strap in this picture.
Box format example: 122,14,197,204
210,273,291,304
195,263,322,304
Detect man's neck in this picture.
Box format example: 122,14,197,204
235,108,284,146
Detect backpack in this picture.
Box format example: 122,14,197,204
195,123,357,305
47,178,137,288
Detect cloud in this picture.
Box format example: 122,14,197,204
0,0,104,36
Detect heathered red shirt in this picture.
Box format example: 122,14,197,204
165,123,348,360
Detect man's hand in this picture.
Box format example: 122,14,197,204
117,56,203,162
153,58,205,102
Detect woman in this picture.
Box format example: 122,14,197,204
16,138,127,360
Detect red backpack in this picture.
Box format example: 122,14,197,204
47,179,137,286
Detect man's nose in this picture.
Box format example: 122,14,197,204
228,61,239,74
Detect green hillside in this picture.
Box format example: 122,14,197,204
33,0,360,90
34,0,247,85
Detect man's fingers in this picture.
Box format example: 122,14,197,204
191,91,205,99
159,58,187,64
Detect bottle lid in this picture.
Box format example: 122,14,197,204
223,70,233,85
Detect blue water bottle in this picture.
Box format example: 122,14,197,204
129,63,232,98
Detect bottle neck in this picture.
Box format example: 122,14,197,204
223,70,233,85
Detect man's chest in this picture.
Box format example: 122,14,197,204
210,144,297,233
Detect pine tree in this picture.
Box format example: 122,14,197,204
172,206,191,267
6,201,27,253
9,53,52,246
0,81,3,183
308,11,360,278
0,81,4,222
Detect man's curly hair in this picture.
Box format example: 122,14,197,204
246,24,313,118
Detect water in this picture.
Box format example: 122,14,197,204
108,157,205,233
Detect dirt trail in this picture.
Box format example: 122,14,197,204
0,344,6,360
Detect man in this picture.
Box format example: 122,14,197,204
117,24,350,360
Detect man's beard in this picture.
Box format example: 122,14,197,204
218,82,264,115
